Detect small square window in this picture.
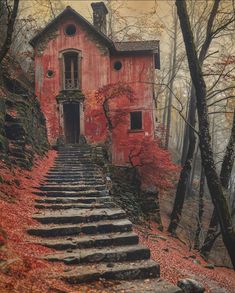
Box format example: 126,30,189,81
130,111,142,130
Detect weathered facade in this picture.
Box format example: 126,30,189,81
30,2,160,165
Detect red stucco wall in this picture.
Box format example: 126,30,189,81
34,15,156,165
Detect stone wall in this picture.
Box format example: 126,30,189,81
92,144,161,226
0,70,49,169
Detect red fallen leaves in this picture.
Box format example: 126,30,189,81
135,223,235,293
0,151,72,293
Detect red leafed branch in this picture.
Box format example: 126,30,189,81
94,82,135,130
126,136,179,191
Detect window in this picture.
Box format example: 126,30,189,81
130,111,142,130
63,52,79,89
113,61,122,71
65,24,76,36
46,70,54,78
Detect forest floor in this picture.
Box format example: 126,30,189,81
0,151,235,293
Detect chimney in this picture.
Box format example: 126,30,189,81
91,2,108,34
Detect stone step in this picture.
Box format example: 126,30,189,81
41,176,104,184
49,168,99,172
34,190,108,197
44,244,150,264
28,219,133,237
35,196,112,204
43,179,104,184
35,201,116,210
46,171,102,175
54,163,94,167
34,231,139,250
61,260,159,284
45,174,103,179
33,208,126,224
93,279,182,293
50,165,97,168
55,159,92,162
38,184,106,192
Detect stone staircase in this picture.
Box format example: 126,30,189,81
28,145,181,292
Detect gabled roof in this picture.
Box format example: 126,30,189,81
29,6,115,49
29,6,160,68
114,41,159,53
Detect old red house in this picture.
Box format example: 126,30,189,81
30,2,160,165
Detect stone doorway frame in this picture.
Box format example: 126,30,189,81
56,90,85,145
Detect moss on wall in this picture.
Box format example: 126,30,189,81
0,73,49,169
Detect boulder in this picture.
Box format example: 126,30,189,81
177,278,205,293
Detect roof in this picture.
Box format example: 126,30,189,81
29,6,160,68
29,6,114,49
114,41,159,53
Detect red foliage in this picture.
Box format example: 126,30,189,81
127,136,179,191
135,223,235,293
0,152,75,293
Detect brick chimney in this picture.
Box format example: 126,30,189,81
91,2,108,34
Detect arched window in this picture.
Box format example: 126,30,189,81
63,51,80,90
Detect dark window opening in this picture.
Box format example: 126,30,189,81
65,24,76,36
130,111,142,130
47,70,54,78
63,52,79,89
113,61,122,71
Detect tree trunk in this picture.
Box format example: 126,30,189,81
176,0,235,268
0,0,19,64
200,109,235,258
168,116,196,234
165,7,178,149
168,0,221,235
194,166,205,250
188,141,199,197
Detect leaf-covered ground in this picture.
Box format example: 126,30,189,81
0,151,234,293
135,223,235,293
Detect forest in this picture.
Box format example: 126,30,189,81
0,0,235,293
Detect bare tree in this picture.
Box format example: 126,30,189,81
0,0,19,64
200,108,235,259
175,0,235,268
168,0,221,235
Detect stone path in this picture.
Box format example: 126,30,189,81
28,145,181,292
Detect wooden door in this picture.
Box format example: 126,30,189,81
63,103,80,144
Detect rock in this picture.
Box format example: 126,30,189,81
151,234,167,241
204,263,215,269
193,259,201,265
188,255,196,259
177,278,205,293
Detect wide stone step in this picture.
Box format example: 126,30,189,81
49,168,99,172
44,244,150,264
45,174,103,179
35,196,112,204
28,219,132,237
35,201,116,210
54,164,94,167
61,260,159,284
41,177,104,184
55,156,94,161
38,184,106,192
46,171,102,175
33,208,126,224
34,231,139,250
89,279,182,293
34,190,108,197
43,179,104,184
